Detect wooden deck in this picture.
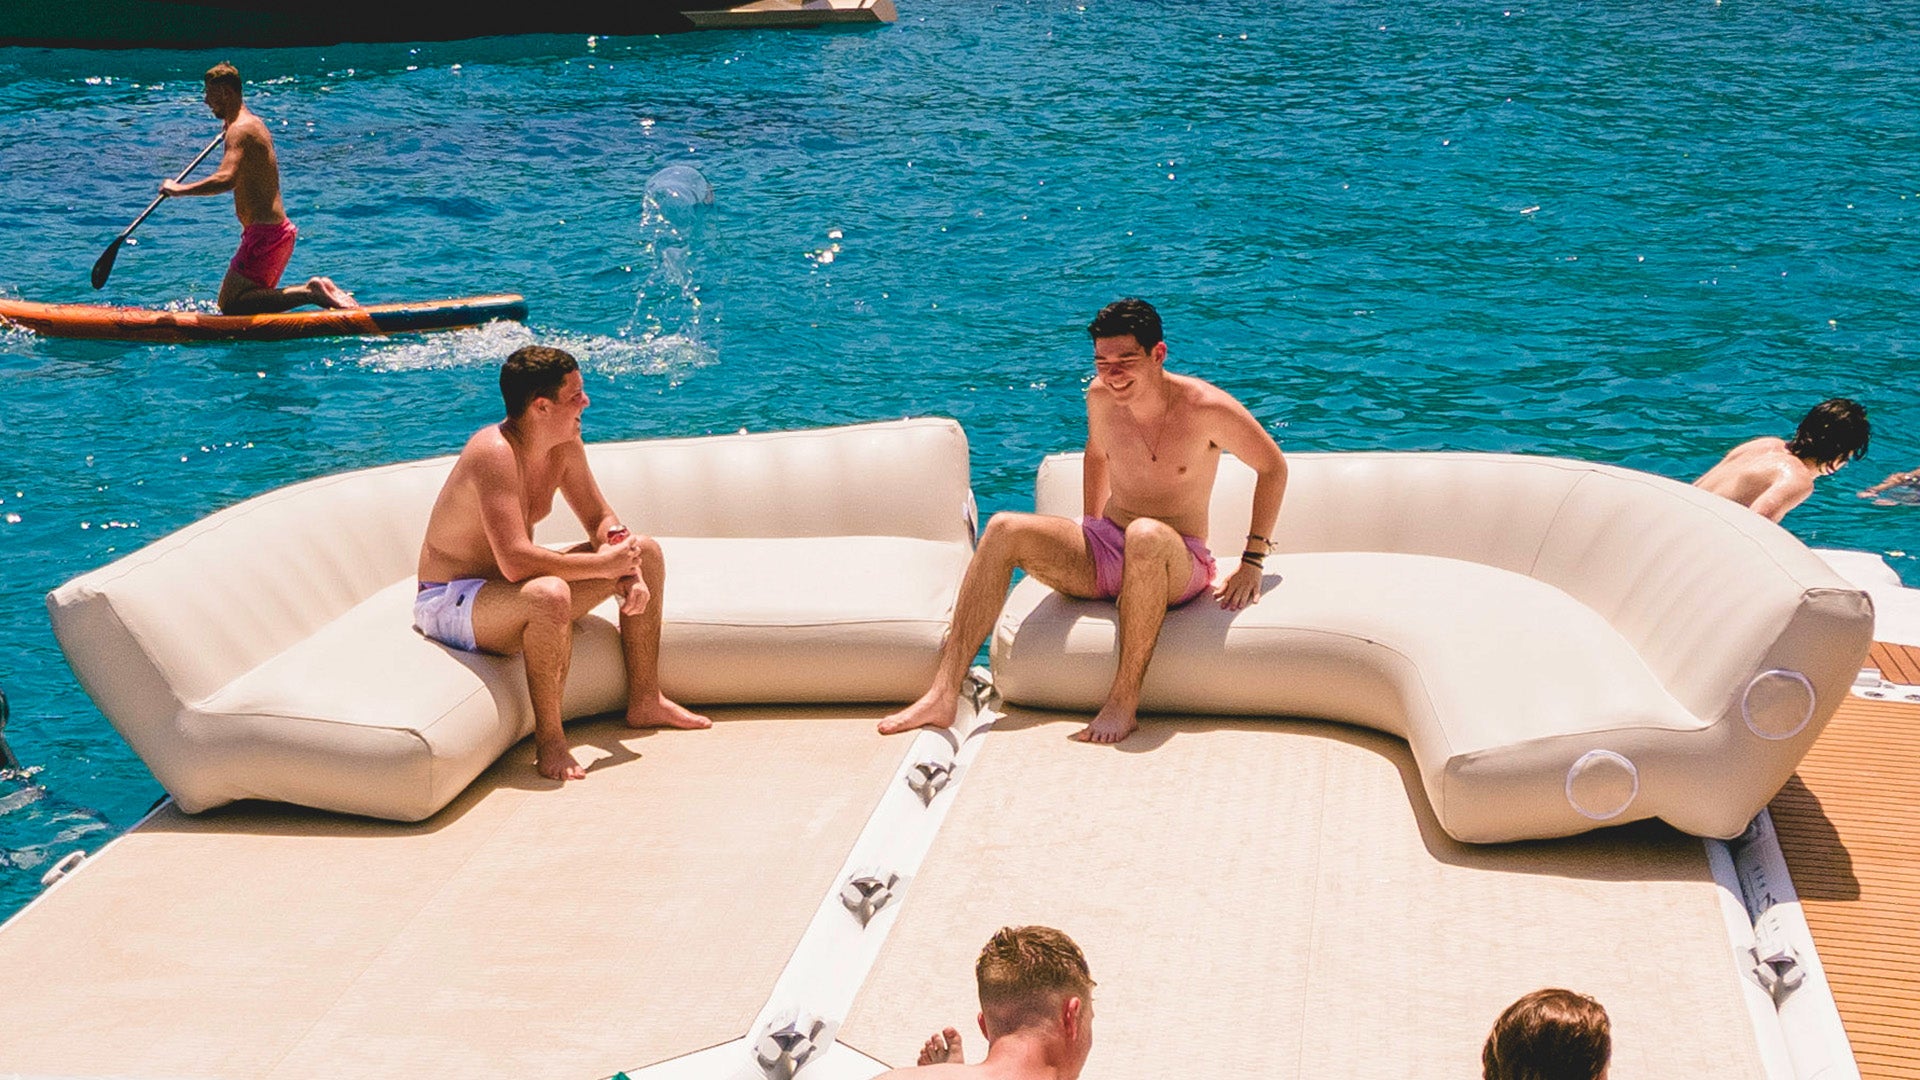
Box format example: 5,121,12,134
1769,642,1920,1080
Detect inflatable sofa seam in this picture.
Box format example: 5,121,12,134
1521,473,1589,580
182,691,482,739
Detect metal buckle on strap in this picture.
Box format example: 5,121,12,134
755,1016,826,1079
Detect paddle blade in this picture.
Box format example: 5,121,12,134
90,236,124,290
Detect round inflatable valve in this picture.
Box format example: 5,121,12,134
1565,749,1639,821
1742,669,1816,741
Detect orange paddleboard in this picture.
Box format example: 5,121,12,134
0,294,526,343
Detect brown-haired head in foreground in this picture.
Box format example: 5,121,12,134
975,926,1095,1038
204,62,242,96
500,345,580,418
1482,988,1611,1080
1785,397,1870,470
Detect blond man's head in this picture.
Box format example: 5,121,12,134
974,926,1095,1039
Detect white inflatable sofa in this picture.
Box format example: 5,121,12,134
47,419,974,822
992,451,1875,843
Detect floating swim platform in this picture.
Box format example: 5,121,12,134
0,294,527,343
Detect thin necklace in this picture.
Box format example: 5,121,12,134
1136,387,1174,461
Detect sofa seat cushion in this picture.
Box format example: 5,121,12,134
573,536,971,705
995,551,1694,741
188,578,506,820
186,536,968,821
993,551,1709,843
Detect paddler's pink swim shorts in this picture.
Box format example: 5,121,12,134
1081,515,1217,606
228,220,298,289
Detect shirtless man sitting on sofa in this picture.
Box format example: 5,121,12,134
879,298,1288,744
415,345,708,781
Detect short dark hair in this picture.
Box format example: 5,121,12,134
1087,298,1163,350
1482,989,1611,1080
975,926,1094,1037
1784,398,1869,467
500,345,579,418
204,63,242,95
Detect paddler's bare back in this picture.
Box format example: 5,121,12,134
1088,372,1225,538
417,425,570,582
224,111,286,227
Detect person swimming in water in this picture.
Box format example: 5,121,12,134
159,62,357,315
1859,467,1920,506
1693,398,1870,522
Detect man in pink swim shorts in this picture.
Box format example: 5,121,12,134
881,298,1289,744
160,62,356,315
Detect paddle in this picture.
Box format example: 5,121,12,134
90,131,225,290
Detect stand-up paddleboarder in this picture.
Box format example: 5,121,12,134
161,62,357,314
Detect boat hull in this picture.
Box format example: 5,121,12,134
0,0,887,48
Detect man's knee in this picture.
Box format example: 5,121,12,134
977,512,1031,559
524,576,573,624
634,535,664,570
1122,516,1181,557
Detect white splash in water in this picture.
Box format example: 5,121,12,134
354,320,714,378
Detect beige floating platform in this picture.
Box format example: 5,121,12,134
683,0,897,30
841,710,1769,1079
0,710,909,1080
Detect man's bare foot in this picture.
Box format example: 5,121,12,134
309,276,358,309
917,1027,964,1066
627,692,712,730
1071,701,1139,744
536,735,586,781
878,687,960,735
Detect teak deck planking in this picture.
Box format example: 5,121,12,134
1770,641,1920,1080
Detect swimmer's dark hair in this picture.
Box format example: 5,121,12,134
975,926,1094,1037
1482,988,1611,1080
204,62,242,95
500,345,579,418
1785,398,1869,468
1088,298,1163,350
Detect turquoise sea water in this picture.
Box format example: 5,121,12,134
1,0,1915,920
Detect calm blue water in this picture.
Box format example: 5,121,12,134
1,0,1915,920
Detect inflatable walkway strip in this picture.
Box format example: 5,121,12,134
618,670,999,1080
1706,810,1860,1080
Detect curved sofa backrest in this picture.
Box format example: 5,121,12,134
1035,450,1584,573
1527,462,1866,721
1034,449,1870,721
537,418,974,546
49,418,972,765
